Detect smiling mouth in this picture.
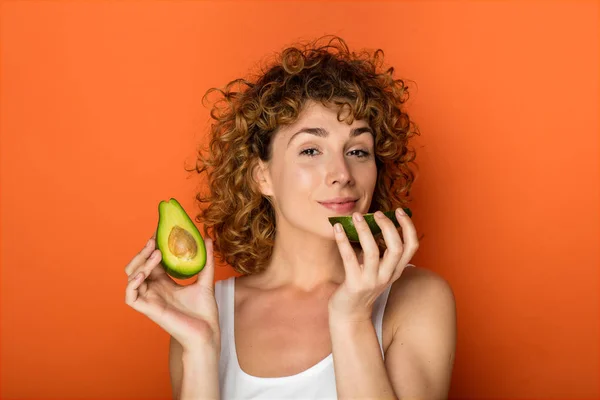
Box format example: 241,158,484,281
318,200,358,213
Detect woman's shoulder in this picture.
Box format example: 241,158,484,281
391,266,453,299
385,266,456,337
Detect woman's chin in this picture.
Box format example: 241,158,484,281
322,227,339,242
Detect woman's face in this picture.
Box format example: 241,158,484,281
257,100,378,241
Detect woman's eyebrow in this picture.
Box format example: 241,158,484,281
287,126,373,148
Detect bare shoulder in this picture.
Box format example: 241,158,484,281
382,266,457,398
383,266,457,349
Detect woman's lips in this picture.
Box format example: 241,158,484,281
318,201,357,213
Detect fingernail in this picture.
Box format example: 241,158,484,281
353,213,363,222
145,239,152,248
151,250,159,258
334,223,343,233
375,211,385,219
396,208,406,216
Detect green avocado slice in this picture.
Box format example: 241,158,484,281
328,208,412,242
156,198,206,279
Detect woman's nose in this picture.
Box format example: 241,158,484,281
326,157,354,186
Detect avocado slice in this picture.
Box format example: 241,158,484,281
328,208,412,242
156,198,206,279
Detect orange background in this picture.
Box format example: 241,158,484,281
1,0,598,399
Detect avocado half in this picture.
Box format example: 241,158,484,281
328,208,412,242
156,198,206,279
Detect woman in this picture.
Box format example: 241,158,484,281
125,35,456,399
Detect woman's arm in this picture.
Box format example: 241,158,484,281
329,268,456,399
383,269,457,399
328,209,456,399
169,336,220,400
329,312,397,399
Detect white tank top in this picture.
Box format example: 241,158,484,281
214,266,415,399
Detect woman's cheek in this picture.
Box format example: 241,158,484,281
295,169,318,188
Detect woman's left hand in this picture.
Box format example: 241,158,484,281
328,208,419,323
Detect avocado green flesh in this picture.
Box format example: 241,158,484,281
156,198,206,279
328,208,412,242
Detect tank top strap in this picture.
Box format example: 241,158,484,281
214,276,236,377
214,276,232,327
372,263,416,358
372,283,392,358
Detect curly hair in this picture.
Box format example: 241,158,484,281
189,35,420,275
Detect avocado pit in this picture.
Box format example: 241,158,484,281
168,225,198,260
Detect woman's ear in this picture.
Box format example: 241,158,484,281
252,160,274,197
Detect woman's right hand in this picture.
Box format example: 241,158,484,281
125,234,220,353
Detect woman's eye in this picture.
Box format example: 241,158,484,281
299,148,371,158
349,149,371,158
299,148,320,157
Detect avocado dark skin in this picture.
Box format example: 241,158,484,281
328,208,412,242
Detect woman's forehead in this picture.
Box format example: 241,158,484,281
278,101,370,138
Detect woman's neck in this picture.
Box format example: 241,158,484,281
247,230,350,292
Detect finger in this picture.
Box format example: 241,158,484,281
128,248,162,282
196,237,215,288
375,210,405,280
333,223,361,282
138,279,149,297
125,237,156,276
394,208,419,269
147,234,169,280
125,272,156,317
390,264,409,283
351,212,380,280
125,271,145,306
148,260,168,280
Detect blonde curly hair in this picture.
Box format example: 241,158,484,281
190,35,420,275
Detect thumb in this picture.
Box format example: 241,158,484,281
196,237,215,288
